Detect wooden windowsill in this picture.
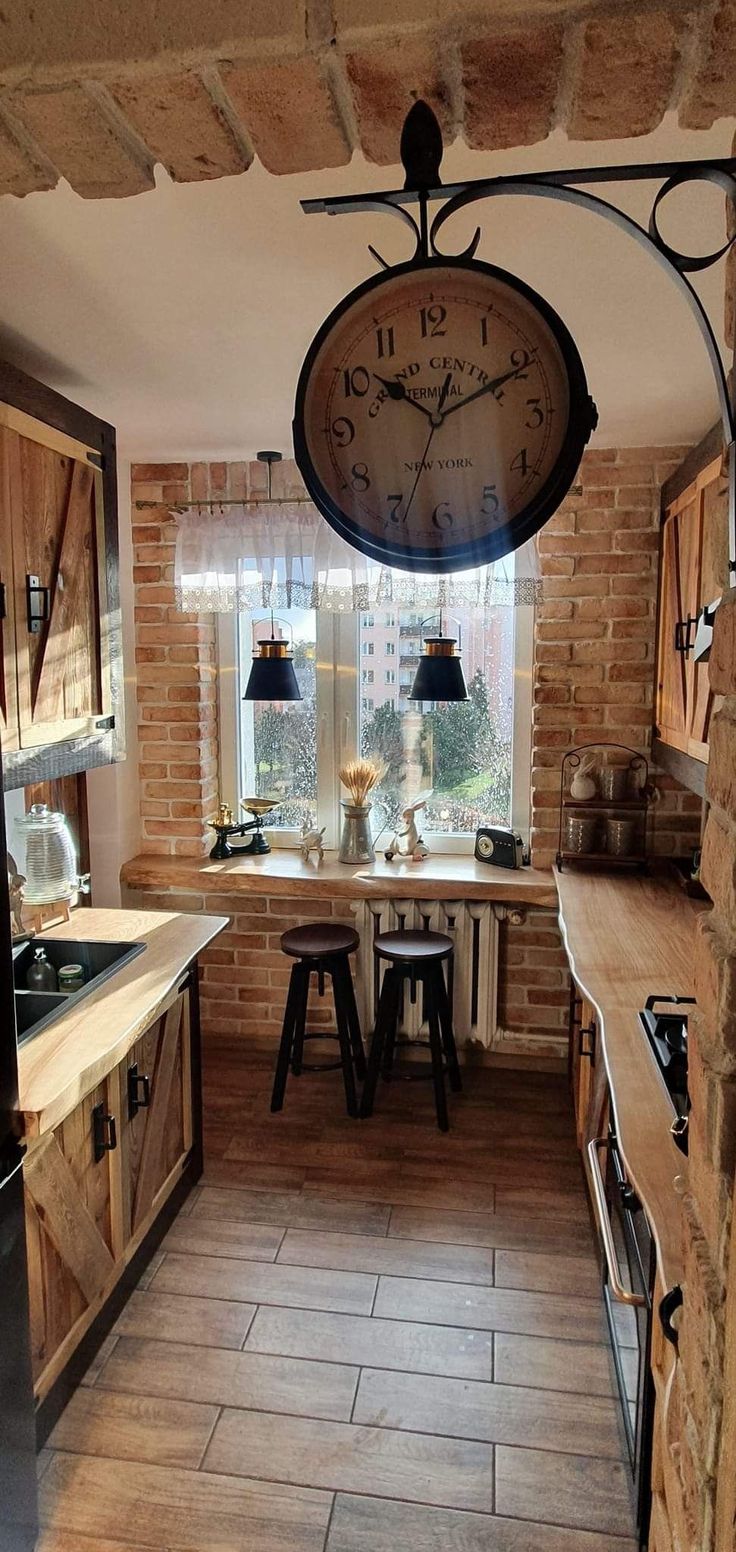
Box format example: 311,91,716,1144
121,850,558,907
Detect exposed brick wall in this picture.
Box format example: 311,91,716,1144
498,909,570,1054
531,445,703,871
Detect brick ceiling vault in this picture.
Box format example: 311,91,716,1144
0,0,733,200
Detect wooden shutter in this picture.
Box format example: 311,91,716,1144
0,426,19,748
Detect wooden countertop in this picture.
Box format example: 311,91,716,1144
121,850,558,908
555,867,703,1290
17,907,227,1138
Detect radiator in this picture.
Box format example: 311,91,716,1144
353,898,504,1051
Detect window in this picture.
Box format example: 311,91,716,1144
220,600,532,852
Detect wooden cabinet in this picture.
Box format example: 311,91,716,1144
655,451,729,763
569,983,597,1148
118,987,191,1241
0,407,113,750
23,973,199,1408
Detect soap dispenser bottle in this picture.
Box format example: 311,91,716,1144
26,947,58,993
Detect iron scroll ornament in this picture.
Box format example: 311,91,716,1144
300,100,736,577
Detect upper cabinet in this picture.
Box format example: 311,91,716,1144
0,364,122,789
655,449,729,765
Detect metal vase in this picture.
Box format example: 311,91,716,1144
338,802,374,864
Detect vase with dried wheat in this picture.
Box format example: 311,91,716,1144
337,759,384,864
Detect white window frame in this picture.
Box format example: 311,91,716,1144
217,605,533,856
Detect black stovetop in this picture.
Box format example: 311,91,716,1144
638,994,696,1154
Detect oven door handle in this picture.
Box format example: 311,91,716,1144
587,1136,646,1307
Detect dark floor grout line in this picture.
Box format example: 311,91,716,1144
348,1367,362,1424
322,1490,338,1552
196,1404,223,1470
240,1302,259,1350
175,1211,592,1257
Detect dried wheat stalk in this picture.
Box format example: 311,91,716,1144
339,757,385,807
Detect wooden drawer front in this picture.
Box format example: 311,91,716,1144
122,989,190,1241
23,1078,117,1387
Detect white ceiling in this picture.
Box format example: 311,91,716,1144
0,110,733,460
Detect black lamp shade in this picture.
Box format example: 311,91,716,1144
243,640,302,701
409,636,469,703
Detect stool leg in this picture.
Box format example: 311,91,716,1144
427,995,449,1132
434,964,462,1093
361,967,400,1118
290,964,310,1076
271,963,303,1112
336,957,366,1080
331,963,358,1119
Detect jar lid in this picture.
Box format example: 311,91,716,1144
15,803,67,830
58,963,84,977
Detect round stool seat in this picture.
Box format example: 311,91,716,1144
373,929,453,963
281,923,359,960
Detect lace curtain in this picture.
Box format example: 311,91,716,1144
174,501,543,613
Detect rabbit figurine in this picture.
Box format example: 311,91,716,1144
570,756,597,802
385,799,429,862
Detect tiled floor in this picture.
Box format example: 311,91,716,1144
37,1037,637,1551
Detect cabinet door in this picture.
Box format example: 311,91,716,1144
23,1077,118,1393
120,988,191,1242
656,455,727,763
0,427,19,748
2,407,112,748
656,508,689,752
570,989,597,1149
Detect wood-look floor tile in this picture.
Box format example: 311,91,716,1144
193,1185,391,1235
496,1444,634,1537
389,1205,593,1255
495,1331,616,1397
39,1452,331,1552
153,1250,377,1315
278,1227,496,1286
48,1387,217,1469
374,1275,605,1344
36,1448,54,1481
495,1248,599,1298
163,1216,285,1261
80,1331,118,1387
354,1368,622,1458
202,1161,307,1191
113,1288,256,1348
37,1535,157,1552
136,1248,165,1290
326,1493,638,1551
494,1185,590,1222
98,1335,358,1421
247,1305,493,1380
204,1408,496,1514
302,1167,497,1213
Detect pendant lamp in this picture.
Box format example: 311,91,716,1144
242,451,302,703
409,612,469,703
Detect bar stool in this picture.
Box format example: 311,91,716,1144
360,930,462,1132
270,923,366,1118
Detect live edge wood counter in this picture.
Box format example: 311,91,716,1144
18,906,228,1138
121,850,557,906
555,867,702,1291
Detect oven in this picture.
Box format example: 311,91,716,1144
588,1125,656,1549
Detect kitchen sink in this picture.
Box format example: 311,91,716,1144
13,937,146,1046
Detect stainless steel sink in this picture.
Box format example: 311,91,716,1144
13,937,146,1045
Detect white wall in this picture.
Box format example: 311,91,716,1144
86,459,140,906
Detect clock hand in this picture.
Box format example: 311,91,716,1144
403,373,453,523
373,373,435,423
440,356,533,421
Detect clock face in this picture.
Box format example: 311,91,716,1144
294,258,596,572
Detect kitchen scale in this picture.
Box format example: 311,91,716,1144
207,798,281,859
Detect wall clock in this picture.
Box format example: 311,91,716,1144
293,256,598,573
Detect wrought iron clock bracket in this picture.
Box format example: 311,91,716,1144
302,100,736,576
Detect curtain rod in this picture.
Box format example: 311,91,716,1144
135,496,316,511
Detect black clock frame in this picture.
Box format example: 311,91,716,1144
293,254,598,574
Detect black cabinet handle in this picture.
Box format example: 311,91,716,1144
0,579,6,621
127,1063,151,1119
674,616,697,656
659,1284,683,1347
579,1022,596,1059
26,574,51,634
92,1103,117,1162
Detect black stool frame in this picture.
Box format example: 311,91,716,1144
271,952,366,1118
361,955,461,1132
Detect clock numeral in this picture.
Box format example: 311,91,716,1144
375,325,395,360
343,366,370,397
525,397,544,429
510,448,529,477
432,501,453,530
420,304,447,339
481,484,499,517
351,462,371,492
386,493,404,525
331,415,355,448
510,348,531,377
480,315,490,347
